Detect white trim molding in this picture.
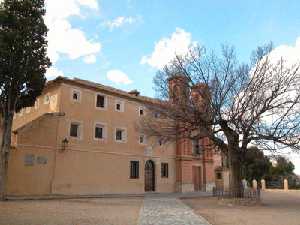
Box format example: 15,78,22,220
95,92,108,110
114,127,127,143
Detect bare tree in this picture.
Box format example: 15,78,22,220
140,44,300,194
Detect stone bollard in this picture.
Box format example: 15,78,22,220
284,178,289,191
252,179,258,190
261,179,266,190
242,179,248,189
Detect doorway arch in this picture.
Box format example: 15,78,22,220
145,160,155,192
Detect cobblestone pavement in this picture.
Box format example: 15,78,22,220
138,197,211,225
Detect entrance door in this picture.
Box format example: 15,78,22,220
145,160,155,192
193,166,202,191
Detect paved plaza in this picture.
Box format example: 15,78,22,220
0,191,299,225
183,190,300,225
138,197,210,225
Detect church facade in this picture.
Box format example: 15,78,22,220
6,76,223,196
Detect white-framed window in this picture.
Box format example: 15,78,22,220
139,106,145,116
115,127,127,143
71,89,81,102
94,122,106,140
95,93,107,109
69,122,82,139
115,99,124,112
139,134,146,144
34,99,39,109
44,94,50,104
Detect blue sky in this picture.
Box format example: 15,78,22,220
45,0,300,173
45,0,300,96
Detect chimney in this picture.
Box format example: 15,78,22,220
168,75,189,103
128,89,140,96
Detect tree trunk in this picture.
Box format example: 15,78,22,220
228,147,243,197
0,112,13,201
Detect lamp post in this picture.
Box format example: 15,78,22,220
61,138,69,151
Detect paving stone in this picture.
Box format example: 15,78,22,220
138,197,211,225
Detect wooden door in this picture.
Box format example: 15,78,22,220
193,166,202,191
145,160,155,192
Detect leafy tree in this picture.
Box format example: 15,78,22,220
140,43,300,195
0,0,50,200
242,146,271,184
270,156,295,177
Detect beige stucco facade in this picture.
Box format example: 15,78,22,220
6,77,222,196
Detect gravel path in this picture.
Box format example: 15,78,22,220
138,197,211,225
183,190,300,225
0,198,142,225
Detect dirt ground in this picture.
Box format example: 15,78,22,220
183,190,300,225
0,197,142,225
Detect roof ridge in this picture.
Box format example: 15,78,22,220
48,76,160,104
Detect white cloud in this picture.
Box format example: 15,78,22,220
46,67,64,80
83,55,97,64
258,38,300,175
267,37,300,66
103,16,137,31
45,0,101,67
106,70,133,85
77,0,99,10
141,28,197,69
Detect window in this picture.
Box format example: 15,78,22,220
115,100,124,112
130,161,139,179
95,123,106,139
161,163,169,178
44,94,50,104
115,128,126,142
70,122,80,138
139,107,144,116
139,134,146,144
72,89,81,102
192,139,202,155
96,94,106,108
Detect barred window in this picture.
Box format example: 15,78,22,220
130,161,139,179
161,163,168,178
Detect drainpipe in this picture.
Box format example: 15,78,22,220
202,139,207,191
